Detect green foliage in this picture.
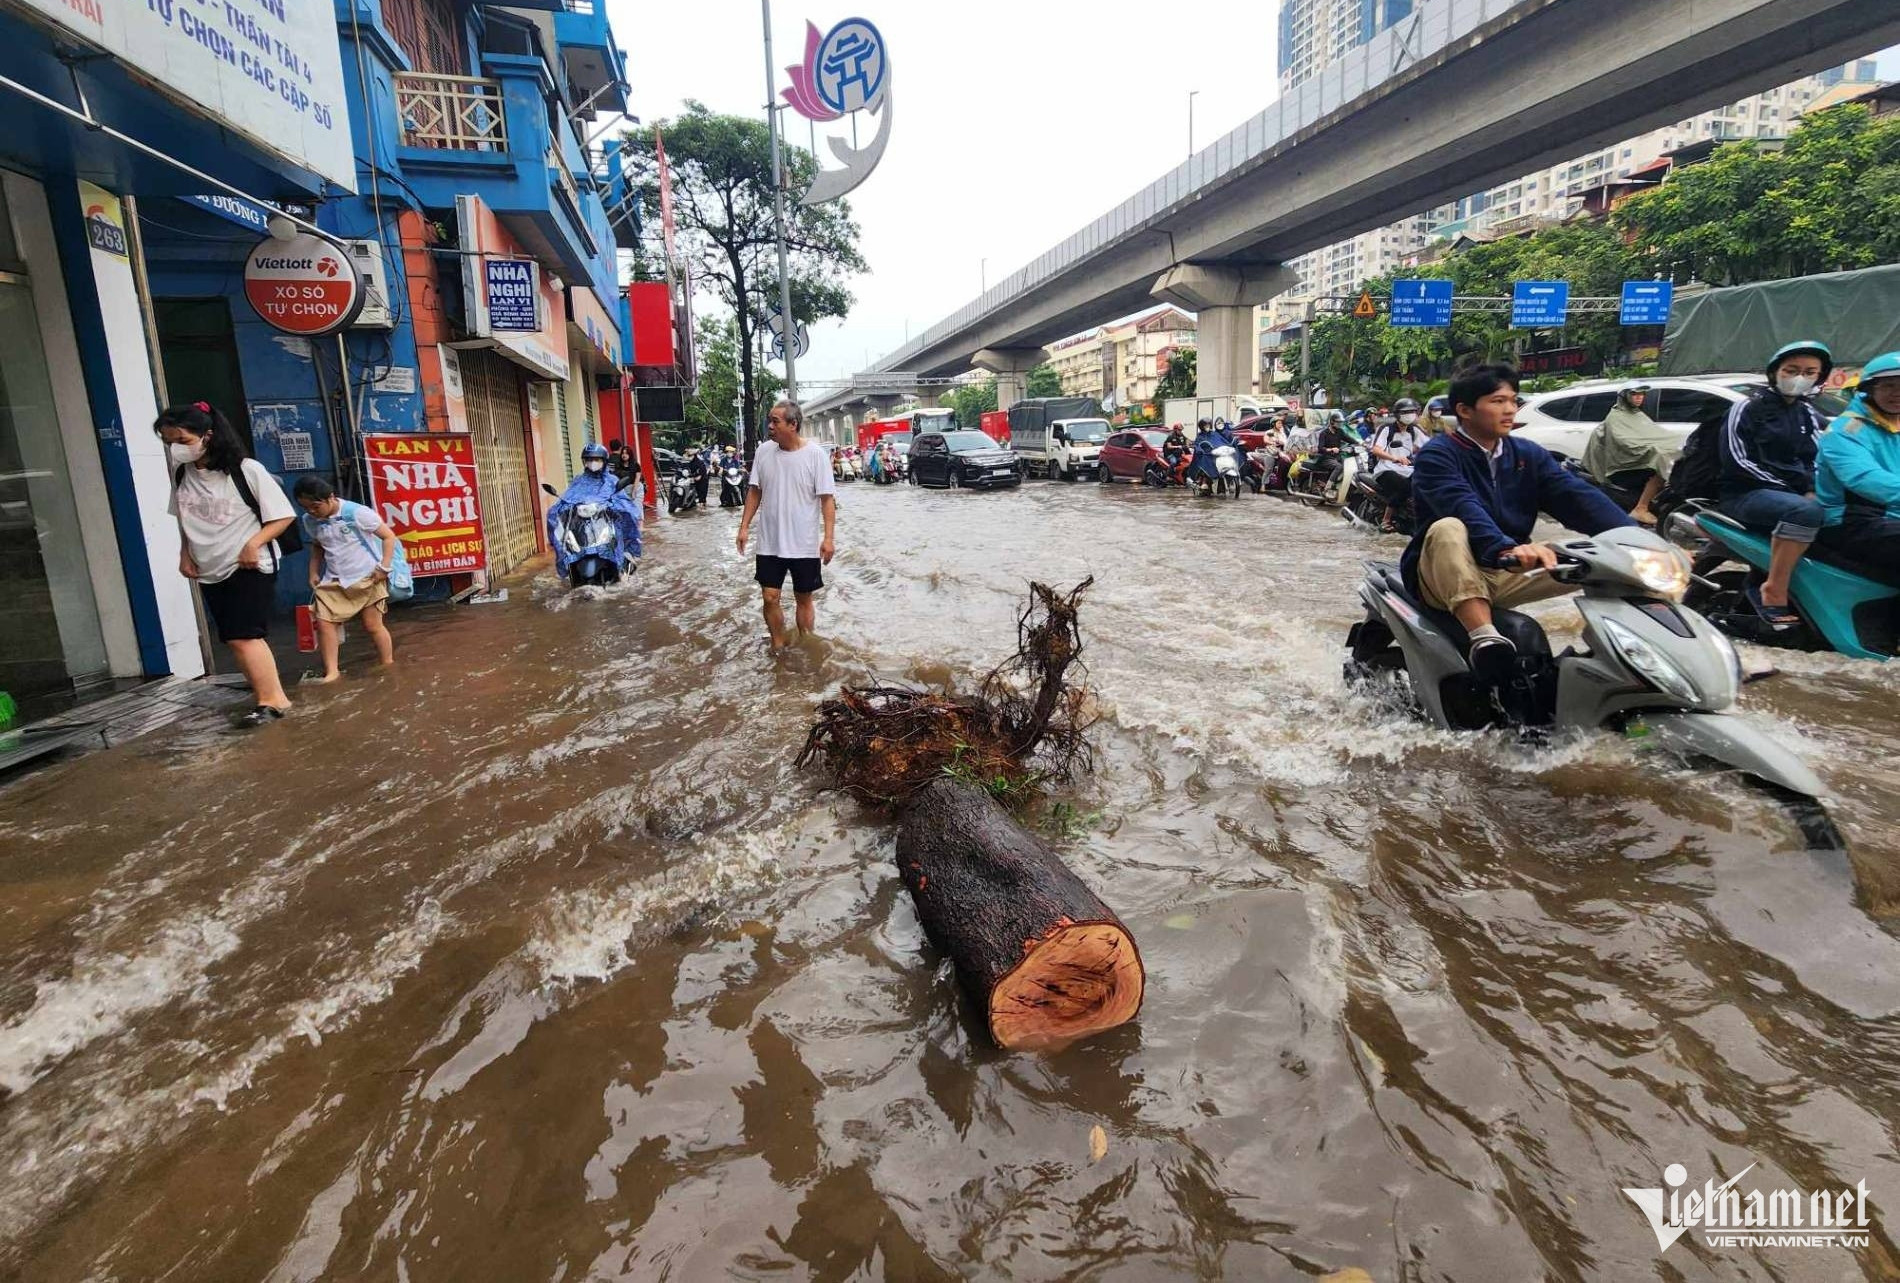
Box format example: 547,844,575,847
944,743,1045,803
947,377,998,430
622,103,868,452
1613,105,1900,286
684,314,782,445
1153,346,1197,403
1039,800,1103,841
1025,364,1064,399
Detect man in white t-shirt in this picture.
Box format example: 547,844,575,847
736,400,836,650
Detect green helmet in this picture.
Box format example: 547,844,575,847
1766,340,1833,383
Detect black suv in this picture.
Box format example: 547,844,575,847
907,431,1021,490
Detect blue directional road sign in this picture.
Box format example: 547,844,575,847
1389,278,1454,327
1619,280,1674,326
1511,280,1570,328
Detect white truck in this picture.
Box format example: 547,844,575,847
1162,394,1289,436
1005,397,1110,481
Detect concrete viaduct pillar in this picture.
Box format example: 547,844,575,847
1151,263,1301,399
973,347,1050,413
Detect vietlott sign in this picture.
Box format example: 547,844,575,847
1624,1162,1874,1253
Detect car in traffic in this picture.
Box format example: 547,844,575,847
1096,428,1173,483
906,430,1022,489
1512,375,1850,460
653,447,684,477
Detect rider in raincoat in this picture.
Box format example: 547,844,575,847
546,442,642,577
1188,418,1239,487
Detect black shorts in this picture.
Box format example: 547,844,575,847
200,568,276,642
755,555,823,594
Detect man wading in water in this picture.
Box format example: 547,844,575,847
737,400,836,650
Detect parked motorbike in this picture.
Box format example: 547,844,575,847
667,467,702,514
541,476,640,586
1682,504,1898,661
1343,524,1835,844
718,460,747,508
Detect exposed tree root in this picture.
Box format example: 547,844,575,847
796,578,1097,806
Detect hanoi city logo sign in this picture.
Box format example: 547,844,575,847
1622,1161,1874,1254
781,16,892,206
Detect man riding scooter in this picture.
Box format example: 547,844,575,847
1405,364,1637,687
544,442,642,585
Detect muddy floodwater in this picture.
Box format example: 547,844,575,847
4,480,1900,1281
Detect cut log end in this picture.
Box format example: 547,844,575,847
987,921,1145,1052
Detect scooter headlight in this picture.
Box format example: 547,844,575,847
1628,547,1689,600
576,503,602,519
1600,617,1699,705
1702,621,1742,711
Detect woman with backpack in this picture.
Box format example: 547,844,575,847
158,402,297,726
292,475,402,681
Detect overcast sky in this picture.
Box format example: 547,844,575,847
607,2,1899,388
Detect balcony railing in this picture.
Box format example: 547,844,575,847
396,73,507,151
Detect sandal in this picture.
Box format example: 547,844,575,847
1745,584,1801,630
236,705,288,728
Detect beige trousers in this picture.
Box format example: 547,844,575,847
1416,518,1575,612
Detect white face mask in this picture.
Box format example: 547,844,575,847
1777,374,1818,397
168,439,206,464
585,460,606,473
1399,413,1418,425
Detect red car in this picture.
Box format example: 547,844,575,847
1229,414,1289,451
1096,428,1176,483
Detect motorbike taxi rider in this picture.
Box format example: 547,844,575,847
1816,350,1900,587
546,442,642,575
1404,363,1637,687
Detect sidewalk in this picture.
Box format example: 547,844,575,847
0,674,253,779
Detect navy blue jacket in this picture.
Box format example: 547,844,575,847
1718,387,1825,498
1401,430,1635,591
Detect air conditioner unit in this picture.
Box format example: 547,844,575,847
344,239,395,329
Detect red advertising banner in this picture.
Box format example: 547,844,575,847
363,433,487,576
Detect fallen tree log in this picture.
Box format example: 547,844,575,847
896,780,1143,1051
801,579,1144,1051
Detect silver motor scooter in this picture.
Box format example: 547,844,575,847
1344,525,1835,841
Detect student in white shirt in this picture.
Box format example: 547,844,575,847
157,402,296,726
294,475,398,682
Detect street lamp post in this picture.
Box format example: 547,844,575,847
1188,90,1199,157
761,0,798,403
980,257,987,294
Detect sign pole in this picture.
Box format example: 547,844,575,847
761,0,798,403
1300,299,1314,409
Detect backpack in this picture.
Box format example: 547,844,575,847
307,499,414,602
174,461,304,555
1651,410,1727,525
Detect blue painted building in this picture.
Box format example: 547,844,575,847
0,0,636,714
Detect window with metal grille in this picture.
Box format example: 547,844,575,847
384,0,465,74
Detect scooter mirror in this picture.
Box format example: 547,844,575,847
540,483,560,497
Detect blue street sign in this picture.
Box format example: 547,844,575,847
1620,280,1674,326
1389,278,1454,327
1511,280,1570,328
183,194,277,235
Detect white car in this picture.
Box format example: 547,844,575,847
1511,375,1771,461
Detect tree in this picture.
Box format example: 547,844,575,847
1613,105,1900,286
1025,364,1064,399
623,104,868,452
947,377,997,430
683,313,781,447
1153,347,1196,404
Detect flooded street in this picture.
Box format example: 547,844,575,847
5,479,1900,1280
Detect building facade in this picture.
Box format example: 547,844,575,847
0,0,647,719
1048,308,1196,411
